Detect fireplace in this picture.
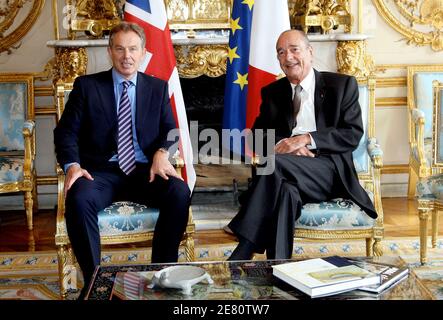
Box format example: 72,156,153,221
180,75,227,148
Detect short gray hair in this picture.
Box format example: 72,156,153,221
109,22,146,48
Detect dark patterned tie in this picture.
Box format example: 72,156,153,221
292,85,302,128
118,81,136,175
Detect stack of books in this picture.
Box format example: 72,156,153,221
272,256,408,298
346,258,409,294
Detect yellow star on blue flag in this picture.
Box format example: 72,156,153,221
223,0,253,155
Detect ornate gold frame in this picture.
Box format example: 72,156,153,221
372,0,443,52
0,0,45,54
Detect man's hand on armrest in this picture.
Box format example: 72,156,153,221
64,163,93,198
149,148,183,182
274,134,315,157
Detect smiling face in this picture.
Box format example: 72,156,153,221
276,30,313,84
107,30,146,80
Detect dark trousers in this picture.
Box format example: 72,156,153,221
228,154,346,260
65,163,191,287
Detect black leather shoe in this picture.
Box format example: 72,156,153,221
228,239,256,261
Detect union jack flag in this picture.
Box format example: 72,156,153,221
124,0,196,191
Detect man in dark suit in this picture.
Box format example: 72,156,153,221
228,29,377,260
54,22,191,296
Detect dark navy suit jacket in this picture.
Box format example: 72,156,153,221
251,70,376,218
54,69,177,171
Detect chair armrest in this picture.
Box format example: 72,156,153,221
367,137,383,169
22,120,35,177
55,164,69,245
172,151,184,176
23,120,35,135
411,108,425,123
410,108,427,168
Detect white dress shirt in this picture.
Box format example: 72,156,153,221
289,67,317,149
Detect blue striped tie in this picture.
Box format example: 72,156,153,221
118,81,136,175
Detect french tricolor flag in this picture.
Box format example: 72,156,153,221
245,0,291,129
124,0,196,192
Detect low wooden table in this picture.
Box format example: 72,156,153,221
85,256,433,300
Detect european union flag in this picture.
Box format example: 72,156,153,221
222,0,253,156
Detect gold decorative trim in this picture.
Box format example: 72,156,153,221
381,164,409,174
54,47,88,83
336,40,375,77
35,107,57,116
36,176,58,185
175,44,228,78
375,97,407,107
372,0,443,51
34,86,54,97
290,0,353,34
0,0,45,54
166,0,232,31
67,0,120,38
34,57,59,82
376,77,407,88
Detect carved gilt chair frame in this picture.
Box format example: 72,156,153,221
416,81,443,264
0,73,37,230
407,64,443,199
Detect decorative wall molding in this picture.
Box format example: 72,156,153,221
376,77,407,88
375,97,407,107
0,0,45,54
372,0,443,51
381,164,409,175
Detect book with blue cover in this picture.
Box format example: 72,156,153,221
272,256,381,298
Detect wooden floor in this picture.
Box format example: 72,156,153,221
0,197,442,253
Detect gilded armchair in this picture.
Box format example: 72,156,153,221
54,83,195,299
407,65,443,199
0,73,37,230
248,76,384,257
415,81,443,264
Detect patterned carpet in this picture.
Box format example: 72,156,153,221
0,237,442,300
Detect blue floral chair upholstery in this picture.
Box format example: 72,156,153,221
0,74,37,230
54,83,195,299
415,80,443,264
246,77,384,257
407,65,443,198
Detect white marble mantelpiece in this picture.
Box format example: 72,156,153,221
47,32,373,76
47,32,372,48
308,33,373,42
47,39,109,48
